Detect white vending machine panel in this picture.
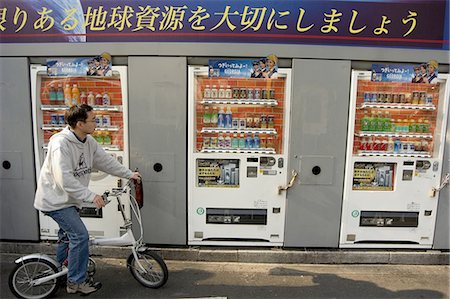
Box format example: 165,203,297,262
188,66,292,246
30,65,130,240
340,71,450,248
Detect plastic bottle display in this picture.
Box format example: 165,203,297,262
224,107,232,128
218,86,225,99
203,106,211,126
87,91,95,105
102,92,110,105
217,107,225,128
253,133,260,148
71,84,80,106
231,134,239,148
49,84,57,102
80,92,87,105
203,85,211,98
64,84,72,106
56,84,64,104
210,106,218,127
245,133,253,148
238,133,245,148
210,85,218,98
95,93,103,105
224,134,231,148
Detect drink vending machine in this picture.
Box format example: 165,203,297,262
31,65,130,240
187,66,292,246
340,70,450,248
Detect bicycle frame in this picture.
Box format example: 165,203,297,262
15,179,149,286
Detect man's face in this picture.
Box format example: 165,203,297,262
79,111,97,134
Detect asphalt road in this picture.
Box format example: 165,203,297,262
1,253,449,299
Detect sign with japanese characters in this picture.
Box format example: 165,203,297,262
371,64,414,83
209,60,253,78
0,0,448,50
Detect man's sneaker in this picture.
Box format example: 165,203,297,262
66,280,101,295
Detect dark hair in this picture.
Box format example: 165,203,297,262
65,104,94,128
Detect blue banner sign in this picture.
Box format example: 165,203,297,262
371,64,414,83
209,60,253,78
0,0,448,50
47,58,89,76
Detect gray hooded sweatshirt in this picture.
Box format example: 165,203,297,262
34,126,133,212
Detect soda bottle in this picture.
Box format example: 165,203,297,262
369,111,377,131
231,133,239,148
253,133,260,148
203,85,211,99
87,91,95,105
56,84,64,105
238,133,245,148
387,137,394,153
72,84,80,106
211,85,218,98
217,107,225,128
210,106,218,127
49,84,57,103
225,106,232,129
64,84,72,106
103,131,111,145
224,134,231,148
203,106,211,126
376,111,384,132
225,86,232,99
218,86,225,99
218,133,225,148
95,93,103,105
360,137,366,151
383,112,391,132
80,92,88,105
102,92,110,105
245,133,253,148
361,111,370,131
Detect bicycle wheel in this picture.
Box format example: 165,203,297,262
8,258,60,299
127,250,168,288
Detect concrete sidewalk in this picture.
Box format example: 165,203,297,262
1,241,449,265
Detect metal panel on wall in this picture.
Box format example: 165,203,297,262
128,57,187,245
433,116,450,250
284,59,351,247
0,57,39,241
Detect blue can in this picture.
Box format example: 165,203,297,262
58,114,65,125
51,114,58,125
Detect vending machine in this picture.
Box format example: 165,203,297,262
187,66,292,246
31,65,130,240
340,70,450,248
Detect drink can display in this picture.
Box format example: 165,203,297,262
253,117,260,128
58,114,65,125
246,117,253,128
240,88,247,99
363,92,370,103
102,114,111,127
370,93,377,103
267,115,274,128
260,135,267,148
269,89,275,99
238,118,246,129
260,115,267,128
261,89,267,99
247,88,254,100
95,115,103,127
210,136,218,148
426,95,433,105
51,114,58,125
203,136,210,149
232,118,239,129
254,88,261,99
232,88,240,99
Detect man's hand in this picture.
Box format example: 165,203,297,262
131,172,142,182
93,194,105,209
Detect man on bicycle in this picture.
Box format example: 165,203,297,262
34,104,141,295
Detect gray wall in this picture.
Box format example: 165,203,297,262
128,57,187,245
284,59,351,247
0,57,39,241
433,113,450,250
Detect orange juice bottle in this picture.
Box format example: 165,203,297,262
64,84,72,106
72,84,80,105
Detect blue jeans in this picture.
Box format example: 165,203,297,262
45,206,89,284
